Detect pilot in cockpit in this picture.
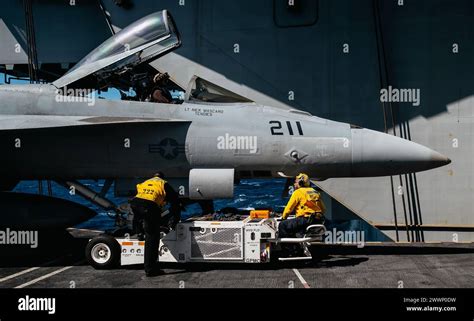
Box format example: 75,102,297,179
150,72,173,104
131,72,173,103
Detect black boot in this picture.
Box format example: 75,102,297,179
146,269,165,277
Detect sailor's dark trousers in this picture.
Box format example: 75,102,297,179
130,198,162,274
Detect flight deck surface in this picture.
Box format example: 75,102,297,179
1,229,472,289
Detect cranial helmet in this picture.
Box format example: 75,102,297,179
295,173,310,187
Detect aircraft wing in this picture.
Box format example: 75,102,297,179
0,115,192,179
0,115,190,130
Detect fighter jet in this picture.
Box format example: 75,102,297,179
0,11,450,228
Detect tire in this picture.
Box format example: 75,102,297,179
308,246,329,262
85,235,121,269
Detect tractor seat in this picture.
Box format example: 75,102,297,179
303,224,326,240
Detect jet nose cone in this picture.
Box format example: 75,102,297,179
351,128,451,176
430,151,451,166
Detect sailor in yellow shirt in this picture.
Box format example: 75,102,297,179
278,173,326,238
130,172,181,277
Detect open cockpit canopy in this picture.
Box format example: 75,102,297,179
53,10,181,88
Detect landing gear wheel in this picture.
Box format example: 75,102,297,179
85,235,120,269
